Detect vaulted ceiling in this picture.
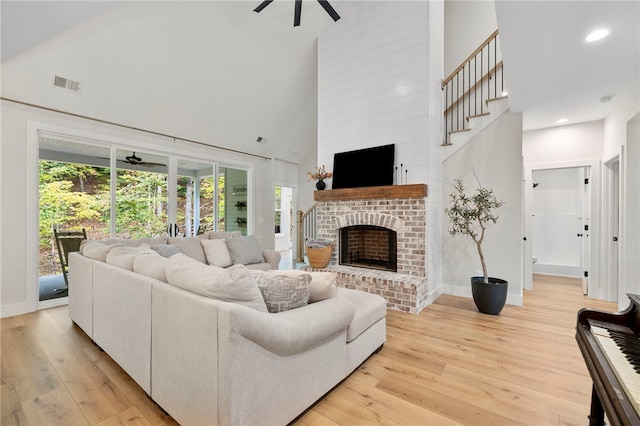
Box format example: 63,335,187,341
1,1,336,163
2,0,638,162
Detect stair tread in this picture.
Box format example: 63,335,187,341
466,112,491,122
486,95,509,104
449,128,471,135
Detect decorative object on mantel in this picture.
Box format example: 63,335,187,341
305,238,333,268
395,163,409,185
307,165,333,191
445,176,507,315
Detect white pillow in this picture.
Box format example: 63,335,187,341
252,270,338,303
82,241,122,262
166,254,268,312
225,235,265,265
133,251,168,282
106,245,152,270
201,239,233,267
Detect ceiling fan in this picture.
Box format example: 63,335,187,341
254,0,340,27
119,152,166,167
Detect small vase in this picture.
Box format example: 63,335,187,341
316,180,326,190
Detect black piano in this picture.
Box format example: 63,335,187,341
576,293,640,426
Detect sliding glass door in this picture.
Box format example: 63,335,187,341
114,149,169,239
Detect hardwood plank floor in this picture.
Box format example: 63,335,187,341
1,274,619,425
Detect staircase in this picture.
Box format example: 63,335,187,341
442,29,507,155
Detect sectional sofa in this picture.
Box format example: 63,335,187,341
68,232,387,425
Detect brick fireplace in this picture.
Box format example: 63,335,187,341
305,185,429,313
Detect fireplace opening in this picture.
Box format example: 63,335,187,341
340,225,397,272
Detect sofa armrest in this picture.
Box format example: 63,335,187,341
261,249,281,269
217,296,355,357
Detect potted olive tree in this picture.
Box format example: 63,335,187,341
445,178,507,315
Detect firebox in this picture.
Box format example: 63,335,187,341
340,225,397,272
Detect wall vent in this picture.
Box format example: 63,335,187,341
53,75,81,92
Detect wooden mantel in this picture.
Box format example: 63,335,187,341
313,184,427,201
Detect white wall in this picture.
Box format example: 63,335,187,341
442,110,524,305
317,1,443,300
0,101,276,318
317,1,433,185
621,112,640,308
444,0,497,76
523,121,604,164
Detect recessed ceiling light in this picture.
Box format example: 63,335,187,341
586,29,610,42
556,118,569,124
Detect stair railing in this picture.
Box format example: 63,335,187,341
296,202,318,263
442,29,505,145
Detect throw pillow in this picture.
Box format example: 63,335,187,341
152,244,182,258
165,254,268,313
201,239,233,268
106,245,153,271
167,237,207,264
82,241,123,262
252,270,338,303
255,274,311,313
225,235,265,265
133,251,168,282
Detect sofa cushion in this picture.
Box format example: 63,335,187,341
201,239,233,267
255,274,311,313
151,244,182,258
209,231,242,240
338,288,387,343
82,241,123,262
98,236,167,247
133,251,169,282
225,235,265,265
106,245,153,270
166,254,268,312
168,237,207,264
252,270,338,303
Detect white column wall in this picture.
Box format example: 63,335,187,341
442,111,524,305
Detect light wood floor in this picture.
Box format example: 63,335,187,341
1,274,619,425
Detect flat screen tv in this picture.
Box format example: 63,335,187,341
332,144,395,189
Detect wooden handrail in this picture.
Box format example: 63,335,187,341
296,202,318,263
442,29,499,87
443,61,503,115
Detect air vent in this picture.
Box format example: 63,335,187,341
53,75,81,92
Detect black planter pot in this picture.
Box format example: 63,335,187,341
470,276,508,315
316,180,326,190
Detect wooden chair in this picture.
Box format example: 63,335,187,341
54,228,87,288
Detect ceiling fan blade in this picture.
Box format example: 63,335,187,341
253,0,273,13
294,0,302,26
317,0,340,22
140,162,167,167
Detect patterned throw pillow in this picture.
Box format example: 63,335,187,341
255,274,311,313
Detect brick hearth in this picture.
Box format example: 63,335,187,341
305,185,429,313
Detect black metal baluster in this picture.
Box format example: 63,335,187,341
494,35,497,98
